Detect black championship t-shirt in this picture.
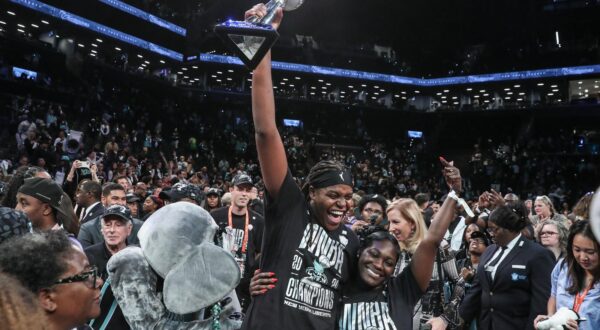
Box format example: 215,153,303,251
241,171,359,329
211,206,264,309
338,266,424,330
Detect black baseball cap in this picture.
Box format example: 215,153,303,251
232,173,254,187
18,177,71,219
159,183,203,204
206,188,221,197
126,193,141,203
470,231,490,246
103,205,132,223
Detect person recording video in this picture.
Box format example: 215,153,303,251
349,194,389,233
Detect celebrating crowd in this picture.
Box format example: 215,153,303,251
1,4,600,330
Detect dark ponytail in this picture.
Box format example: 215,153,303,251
489,202,529,232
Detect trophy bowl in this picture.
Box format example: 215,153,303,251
215,0,304,70
283,0,303,11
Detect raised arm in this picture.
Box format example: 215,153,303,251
410,158,460,291
247,5,287,198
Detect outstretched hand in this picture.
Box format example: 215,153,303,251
478,191,490,210
440,157,462,193
488,189,506,207
245,3,284,30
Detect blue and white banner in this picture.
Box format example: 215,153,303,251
11,0,183,61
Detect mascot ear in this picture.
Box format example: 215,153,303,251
164,243,241,314
107,247,166,329
138,203,219,278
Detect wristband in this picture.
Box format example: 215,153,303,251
447,190,475,218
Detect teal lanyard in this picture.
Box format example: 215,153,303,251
88,278,113,329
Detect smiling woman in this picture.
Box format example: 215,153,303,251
338,158,463,330
240,5,360,329
0,231,103,330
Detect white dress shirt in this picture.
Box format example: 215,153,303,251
486,233,522,280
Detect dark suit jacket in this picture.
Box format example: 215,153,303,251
459,236,555,330
84,243,130,330
77,215,142,249
84,242,112,279
81,202,105,224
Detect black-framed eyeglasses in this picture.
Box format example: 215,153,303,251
53,267,99,289
486,226,502,234
363,208,383,215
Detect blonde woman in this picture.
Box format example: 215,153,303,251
532,195,568,236
388,198,452,330
387,198,427,274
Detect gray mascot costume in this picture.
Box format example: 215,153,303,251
107,203,242,329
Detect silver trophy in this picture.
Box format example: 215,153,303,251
215,0,304,70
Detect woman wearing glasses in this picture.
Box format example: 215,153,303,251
0,230,102,330
537,219,569,261
459,203,555,330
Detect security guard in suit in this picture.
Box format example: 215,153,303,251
460,204,555,330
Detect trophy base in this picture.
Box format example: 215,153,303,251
214,20,280,70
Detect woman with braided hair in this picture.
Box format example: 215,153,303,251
240,4,360,329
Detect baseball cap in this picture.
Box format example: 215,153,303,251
232,173,254,187
0,207,31,244
206,188,221,197
470,231,490,246
126,193,141,203
159,183,203,204
103,205,132,223
18,177,71,220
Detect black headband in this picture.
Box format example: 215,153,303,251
311,169,353,189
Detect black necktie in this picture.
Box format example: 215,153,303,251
486,246,506,282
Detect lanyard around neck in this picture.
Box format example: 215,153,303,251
228,206,249,254
573,283,593,313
